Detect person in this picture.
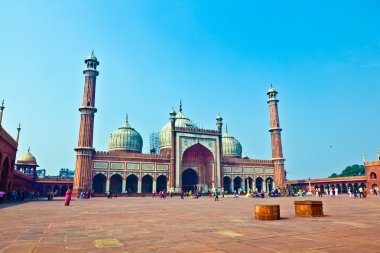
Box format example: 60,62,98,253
36,191,40,200
233,190,237,198
329,188,333,197
214,190,219,201
334,187,338,197
375,186,379,196
260,189,265,198
353,188,358,198
348,187,352,198
0,191,4,204
180,188,184,199
358,187,363,198
65,188,72,206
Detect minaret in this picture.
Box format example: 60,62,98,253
73,51,99,195
169,108,177,190
267,86,286,187
216,113,223,189
0,100,5,126
16,123,21,144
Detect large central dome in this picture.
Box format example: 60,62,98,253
109,116,143,152
158,104,198,151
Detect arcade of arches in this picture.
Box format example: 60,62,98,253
223,175,275,193
91,173,168,194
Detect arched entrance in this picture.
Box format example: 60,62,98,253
37,185,44,196
142,175,153,193
126,174,138,193
266,177,274,192
182,144,214,189
0,158,10,191
110,174,122,193
92,173,106,194
45,186,52,195
255,177,263,192
223,176,231,193
342,183,347,193
234,176,242,192
156,175,167,192
61,185,68,196
182,168,198,192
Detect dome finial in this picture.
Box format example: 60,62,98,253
126,113,128,123
28,147,30,153
179,99,182,112
225,124,228,133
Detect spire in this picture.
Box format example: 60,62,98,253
28,146,30,153
377,149,380,160
125,114,130,128
0,99,5,126
179,99,182,113
362,153,366,163
16,123,21,143
225,124,228,133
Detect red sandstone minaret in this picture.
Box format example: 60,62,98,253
267,86,286,187
73,51,99,195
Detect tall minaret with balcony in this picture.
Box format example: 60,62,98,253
73,51,99,195
267,86,286,187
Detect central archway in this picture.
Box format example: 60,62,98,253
182,143,214,189
182,168,198,192
93,173,106,194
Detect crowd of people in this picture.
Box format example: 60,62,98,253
0,189,41,203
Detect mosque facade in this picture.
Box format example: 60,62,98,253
73,53,286,195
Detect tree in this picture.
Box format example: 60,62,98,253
328,164,365,178
340,164,365,177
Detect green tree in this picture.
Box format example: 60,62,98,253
339,164,365,177
329,172,339,178
328,164,365,178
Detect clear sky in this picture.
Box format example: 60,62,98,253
1,1,380,179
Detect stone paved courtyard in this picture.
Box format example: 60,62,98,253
1,195,380,253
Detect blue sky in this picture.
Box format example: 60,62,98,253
1,1,380,179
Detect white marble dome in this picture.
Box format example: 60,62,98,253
109,117,143,152
222,127,242,158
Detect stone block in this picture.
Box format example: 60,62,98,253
294,200,323,217
254,204,280,220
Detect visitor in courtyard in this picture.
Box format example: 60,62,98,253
65,188,72,206
329,188,333,197
374,186,379,195
0,191,4,204
214,190,219,201
348,187,352,197
180,188,184,199
260,189,265,198
334,187,338,197
358,187,364,198
353,188,358,198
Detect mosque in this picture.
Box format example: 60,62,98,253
72,52,286,195
2,52,377,197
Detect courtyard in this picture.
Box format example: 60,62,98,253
1,195,380,253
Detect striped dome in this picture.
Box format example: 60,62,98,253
222,127,242,158
108,117,143,152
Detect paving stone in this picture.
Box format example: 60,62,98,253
1,195,380,252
